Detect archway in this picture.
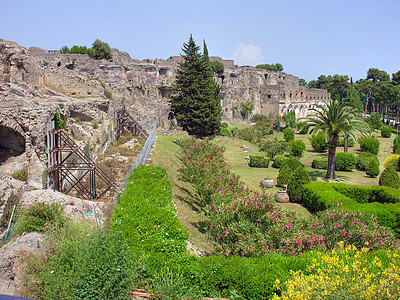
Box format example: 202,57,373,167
0,126,26,164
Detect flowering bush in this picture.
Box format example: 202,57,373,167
273,244,400,299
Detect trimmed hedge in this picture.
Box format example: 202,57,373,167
379,164,400,189
301,181,400,235
277,165,292,187
290,140,306,157
272,154,285,168
381,126,393,138
335,152,356,171
356,152,380,171
311,158,328,169
366,159,380,178
249,154,270,168
219,128,231,137
280,158,304,172
309,131,327,152
358,136,380,155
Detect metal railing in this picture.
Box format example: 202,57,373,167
110,123,157,204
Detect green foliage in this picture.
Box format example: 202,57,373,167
380,125,393,138
312,158,328,169
289,140,306,157
12,167,28,182
296,122,309,134
220,122,228,128
280,158,304,172
335,152,356,171
379,165,400,189
393,142,400,154
240,101,253,118
60,46,69,54
287,166,310,203
277,165,292,187
218,128,231,137
272,154,286,168
234,118,273,144
358,136,380,155
356,152,380,171
255,63,284,71
92,120,99,129
282,111,296,128
15,202,65,235
210,60,224,74
249,154,270,168
283,128,294,142
259,139,290,158
366,112,383,129
169,35,221,138
69,45,93,56
309,131,327,152
53,112,66,130
21,221,142,300
366,159,380,178
92,39,112,60
104,89,112,99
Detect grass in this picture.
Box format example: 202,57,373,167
151,133,215,254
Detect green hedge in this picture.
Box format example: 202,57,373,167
301,182,400,235
356,152,380,171
335,152,356,171
311,158,328,169
249,154,270,168
381,126,393,138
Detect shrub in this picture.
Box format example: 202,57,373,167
259,139,290,158
220,122,228,128
283,128,294,142
280,158,304,172
394,142,400,154
104,89,112,99
309,131,327,152
272,155,285,168
276,165,292,187
366,159,380,178
289,140,306,157
356,152,380,171
210,60,224,74
92,39,112,60
287,166,310,203
311,158,328,169
379,165,400,189
381,125,393,138
358,136,380,155
15,202,65,235
218,128,231,137
383,154,400,171
12,167,28,182
335,152,356,171
249,154,270,168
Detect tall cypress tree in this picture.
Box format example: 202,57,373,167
169,35,221,138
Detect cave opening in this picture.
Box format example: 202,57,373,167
0,126,26,164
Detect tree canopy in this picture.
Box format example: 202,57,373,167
256,63,284,71
169,35,222,138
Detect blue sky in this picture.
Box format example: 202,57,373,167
1,0,399,82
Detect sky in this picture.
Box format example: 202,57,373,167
1,0,399,82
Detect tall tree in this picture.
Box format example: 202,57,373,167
169,35,221,138
301,99,369,179
392,70,400,85
367,68,390,83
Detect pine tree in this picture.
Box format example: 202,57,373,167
169,35,221,138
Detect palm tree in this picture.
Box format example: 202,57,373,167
302,98,369,180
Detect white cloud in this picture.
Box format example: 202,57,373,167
231,43,264,66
